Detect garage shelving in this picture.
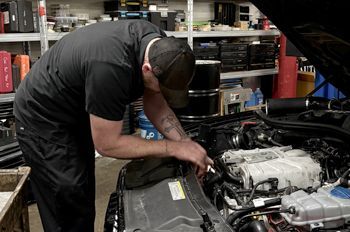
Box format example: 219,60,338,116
0,1,280,102
171,30,280,38
0,29,280,42
0,93,16,103
0,28,280,101
220,68,278,80
0,70,279,101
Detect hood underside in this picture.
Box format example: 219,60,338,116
250,0,350,97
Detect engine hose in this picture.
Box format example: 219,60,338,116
238,220,267,232
226,198,281,226
269,138,284,147
244,178,278,204
217,158,243,185
213,190,219,208
337,168,350,187
217,191,238,210
266,97,341,115
255,110,350,141
234,207,296,230
266,97,309,115
222,183,244,205
341,168,350,179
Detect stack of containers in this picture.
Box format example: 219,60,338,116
220,43,248,72
176,60,221,124
193,42,220,60
248,43,276,70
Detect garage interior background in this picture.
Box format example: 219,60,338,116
0,0,344,230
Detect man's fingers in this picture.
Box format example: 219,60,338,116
172,140,212,177
195,159,206,171
206,157,214,165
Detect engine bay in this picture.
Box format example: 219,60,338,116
105,98,350,232
192,99,350,232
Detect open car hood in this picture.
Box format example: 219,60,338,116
251,0,350,97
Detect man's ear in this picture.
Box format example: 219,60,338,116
142,63,152,73
142,63,161,93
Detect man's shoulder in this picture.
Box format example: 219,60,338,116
124,20,165,35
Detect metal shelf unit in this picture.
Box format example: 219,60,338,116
220,68,278,80
0,32,69,42
168,29,280,38
0,30,280,42
0,93,15,103
0,1,280,97
0,69,279,103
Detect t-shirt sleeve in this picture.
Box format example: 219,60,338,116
84,60,131,121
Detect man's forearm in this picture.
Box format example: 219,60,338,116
158,111,188,140
143,92,188,141
90,113,212,176
145,105,188,141
96,134,169,159
97,133,212,177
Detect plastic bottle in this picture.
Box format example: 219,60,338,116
255,88,264,105
245,91,257,107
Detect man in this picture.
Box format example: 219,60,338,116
14,20,213,231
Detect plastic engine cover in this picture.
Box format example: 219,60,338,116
281,187,350,229
223,146,321,190
117,159,234,232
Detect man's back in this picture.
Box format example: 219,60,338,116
14,20,165,144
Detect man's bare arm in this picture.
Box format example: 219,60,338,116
143,89,189,141
90,114,212,175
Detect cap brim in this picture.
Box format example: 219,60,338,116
160,84,189,109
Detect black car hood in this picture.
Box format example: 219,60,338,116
251,0,350,97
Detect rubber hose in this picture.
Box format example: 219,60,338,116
226,198,281,225
255,110,350,141
266,97,340,115
217,158,243,185
266,97,308,115
239,220,268,232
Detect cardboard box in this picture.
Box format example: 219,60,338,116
0,167,30,231
220,87,252,115
297,71,315,97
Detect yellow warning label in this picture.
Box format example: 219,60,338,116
168,181,186,200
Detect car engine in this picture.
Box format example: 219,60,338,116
105,98,350,232
222,146,321,190
188,97,350,232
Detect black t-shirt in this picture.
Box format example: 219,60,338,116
14,20,166,145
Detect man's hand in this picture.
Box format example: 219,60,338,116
166,139,213,177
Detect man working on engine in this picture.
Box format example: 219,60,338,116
14,20,213,231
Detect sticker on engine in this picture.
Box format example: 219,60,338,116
168,181,186,200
